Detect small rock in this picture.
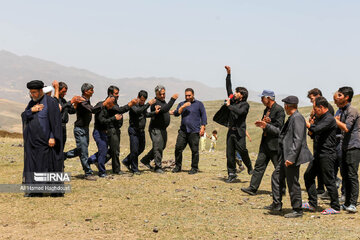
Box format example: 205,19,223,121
126,196,131,200
153,227,159,233
144,219,149,223
172,181,176,184
85,218,92,222
161,212,167,216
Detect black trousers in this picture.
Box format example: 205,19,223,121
226,129,252,175
107,127,121,173
122,126,146,172
304,154,340,210
141,128,167,169
341,148,360,206
271,158,302,212
249,143,279,191
174,129,200,170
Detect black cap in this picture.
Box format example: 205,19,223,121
27,80,44,90
281,95,299,104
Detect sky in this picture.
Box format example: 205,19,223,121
1,0,359,101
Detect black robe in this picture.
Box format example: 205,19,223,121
22,95,63,184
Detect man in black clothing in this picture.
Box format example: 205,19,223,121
65,83,111,180
307,88,335,196
52,80,83,149
303,97,340,214
105,86,138,174
140,85,178,173
223,66,253,183
88,96,121,177
265,96,313,218
122,90,157,174
241,90,285,195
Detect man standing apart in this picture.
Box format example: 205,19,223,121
171,88,207,174
241,90,285,195
22,80,63,197
335,87,360,213
265,96,313,218
141,85,178,173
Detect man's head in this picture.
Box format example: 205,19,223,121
307,88,322,103
59,82,68,98
282,95,298,115
27,80,44,101
81,83,94,98
155,85,166,101
259,90,275,107
235,87,248,102
336,86,353,108
138,90,148,105
185,88,194,102
107,85,119,100
313,96,329,117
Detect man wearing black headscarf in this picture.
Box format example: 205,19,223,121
22,80,64,197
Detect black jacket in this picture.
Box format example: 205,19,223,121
262,102,285,151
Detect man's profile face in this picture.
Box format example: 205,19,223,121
59,88,67,98
234,91,242,101
185,91,194,102
112,89,119,100
314,106,323,117
156,89,166,101
261,96,269,106
138,96,147,105
309,94,317,104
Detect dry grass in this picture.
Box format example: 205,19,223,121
1,98,360,239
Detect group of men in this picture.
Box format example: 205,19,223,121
222,67,359,217
22,80,207,193
22,66,359,217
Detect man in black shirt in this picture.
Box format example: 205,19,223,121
140,85,178,173
122,90,157,174
223,66,253,183
105,86,138,174
307,88,335,196
87,96,121,177
241,90,285,195
52,80,83,149
65,83,111,180
303,97,340,214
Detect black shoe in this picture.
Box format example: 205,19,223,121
241,187,256,196
188,168,198,175
172,166,182,173
225,174,237,183
264,203,282,211
113,171,124,175
122,160,132,172
99,173,107,178
284,211,303,218
141,159,154,170
155,168,165,174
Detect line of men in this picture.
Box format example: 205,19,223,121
218,65,359,217
22,80,207,196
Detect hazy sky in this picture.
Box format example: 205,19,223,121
1,0,359,101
